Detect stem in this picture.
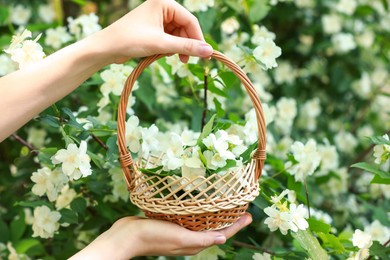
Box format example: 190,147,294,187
201,67,209,130
292,229,328,260
304,179,311,218
90,133,108,150
11,133,38,155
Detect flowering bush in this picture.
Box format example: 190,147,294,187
0,0,389,259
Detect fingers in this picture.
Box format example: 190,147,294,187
218,213,253,239
164,0,205,42
161,34,213,58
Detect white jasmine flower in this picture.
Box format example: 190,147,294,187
336,0,357,15
253,252,272,260
352,229,373,249
289,204,309,231
32,206,61,239
275,97,297,135
322,13,343,34
55,185,77,209
183,0,214,12
107,167,129,202
51,141,92,180
253,38,282,70
31,167,68,202
6,39,45,70
125,116,142,153
356,30,375,48
45,27,72,49
38,3,56,23
140,124,160,156
318,143,339,174
298,98,321,131
373,134,390,164
347,248,370,260
9,5,31,25
0,54,17,76
332,33,356,53
285,139,321,182
357,125,374,140
162,134,184,170
365,220,390,244
68,13,101,39
264,206,292,235
221,17,239,34
203,150,227,170
352,72,372,99
181,130,199,146
251,25,276,45
27,127,47,148
334,131,358,154
273,61,296,85
310,208,333,224
31,167,55,197
294,0,315,8
100,64,134,96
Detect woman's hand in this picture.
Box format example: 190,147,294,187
94,0,213,64
70,213,252,259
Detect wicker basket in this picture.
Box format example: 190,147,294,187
117,50,266,231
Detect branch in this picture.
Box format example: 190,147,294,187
304,179,311,218
201,67,209,130
91,134,108,150
11,133,39,155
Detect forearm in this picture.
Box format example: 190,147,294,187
0,33,111,142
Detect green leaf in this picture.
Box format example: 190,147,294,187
197,8,217,34
39,114,60,128
219,71,239,89
10,214,26,242
317,233,346,254
196,114,216,145
224,0,244,13
14,239,43,255
14,200,52,209
368,136,390,145
351,162,390,181
0,219,9,243
88,152,104,169
307,218,331,234
135,71,155,112
38,147,57,166
371,174,390,184
0,6,9,25
106,135,119,162
369,241,390,260
70,197,87,216
249,0,270,23
59,208,79,224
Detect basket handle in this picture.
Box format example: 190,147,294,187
117,50,266,188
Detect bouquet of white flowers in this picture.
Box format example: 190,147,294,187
117,51,267,231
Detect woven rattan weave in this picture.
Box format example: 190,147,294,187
117,50,266,231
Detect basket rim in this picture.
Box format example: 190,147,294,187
117,50,267,189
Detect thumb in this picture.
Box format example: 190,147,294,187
162,34,213,58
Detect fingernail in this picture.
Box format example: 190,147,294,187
214,235,226,244
199,43,213,57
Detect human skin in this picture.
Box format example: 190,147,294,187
70,214,252,259
0,0,213,142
